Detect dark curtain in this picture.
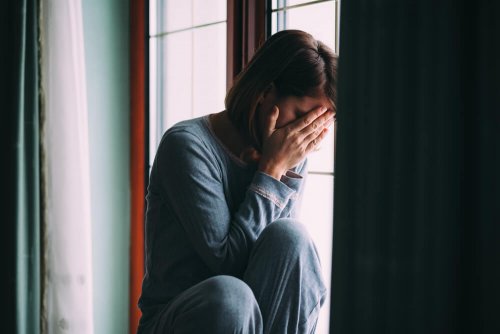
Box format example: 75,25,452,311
1,0,40,333
331,0,500,333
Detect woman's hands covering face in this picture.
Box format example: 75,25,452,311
258,105,335,180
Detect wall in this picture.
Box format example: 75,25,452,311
82,1,130,333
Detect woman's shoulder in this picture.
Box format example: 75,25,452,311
154,116,222,164
167,116,208,136
149,117,224,190
160,116,211,146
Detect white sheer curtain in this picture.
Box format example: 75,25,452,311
40,0,94,332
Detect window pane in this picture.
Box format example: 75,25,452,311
153,0,227,34
150,0,227,155
307,126,334,173
272,0,333,9
192,23,227,118
150,0,158,36
284,2,336,46
193,0,226,26
271,8,285,32
271,2,336,49
298,174,333,334
158,0,193,33
149,37,159,165
162,30,194,129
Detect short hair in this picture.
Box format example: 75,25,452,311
225,29,338,149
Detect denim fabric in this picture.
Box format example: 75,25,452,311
138,116,325,333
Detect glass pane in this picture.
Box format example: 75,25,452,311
150,0,158,36
298,174,333,334
307,124,334,173
272,2,336,49
193,0,226,26
162,30,194,129
192,23,227,118
273,0,331,9
158,0,193,33
287,0,331,7
271,0,283,9
271,9,286,32
149,37,159,167
150,17,227,143
153,0,227,35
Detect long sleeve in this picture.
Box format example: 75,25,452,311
281,162,309,218
153,129,306,276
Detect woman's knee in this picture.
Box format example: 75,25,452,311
160,276,262,333
204,275,257,308
261,218,313,250
202,276,261,325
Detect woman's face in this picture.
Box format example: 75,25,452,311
257,85,334,133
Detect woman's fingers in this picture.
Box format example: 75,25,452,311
288,106,328,133
296,110,334,151
259,104,333,178
305,127,330,153
287,106,335,137
300,111,334,138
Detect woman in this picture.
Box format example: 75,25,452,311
138,30,338,334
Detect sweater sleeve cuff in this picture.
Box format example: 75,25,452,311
249,171,297,209
280,170,304,192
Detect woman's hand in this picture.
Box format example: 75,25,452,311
258,105,335,180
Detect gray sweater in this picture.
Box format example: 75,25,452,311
138,115,307,319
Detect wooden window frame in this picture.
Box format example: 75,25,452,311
226,0,268,87
129,0,148,333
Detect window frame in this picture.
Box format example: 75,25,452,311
226,0,267,88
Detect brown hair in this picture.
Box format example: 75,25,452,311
225,29,338,149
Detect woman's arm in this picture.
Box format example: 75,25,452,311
154,129,305,277
281,162,309,218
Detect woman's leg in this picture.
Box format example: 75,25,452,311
243,218,327,334
142,275,263,334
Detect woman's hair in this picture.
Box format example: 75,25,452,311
225,29,338,149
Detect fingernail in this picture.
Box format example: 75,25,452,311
321,107,328,113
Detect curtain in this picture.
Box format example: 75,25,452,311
1,0,40,333
40,0,94,332
331,0,500,333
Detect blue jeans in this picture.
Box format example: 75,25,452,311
138,219,327,334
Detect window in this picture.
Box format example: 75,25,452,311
149,0,227,164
